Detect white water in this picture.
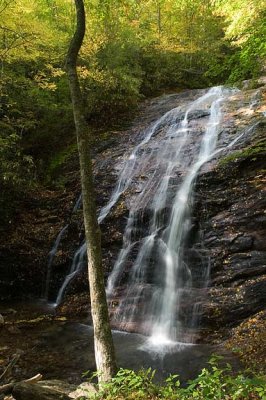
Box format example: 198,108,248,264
54,86,250,345
107,86,241,344
44,224,69,299
44,193,82,301
150,89,224,343
55,242,87,305
55,100,180,305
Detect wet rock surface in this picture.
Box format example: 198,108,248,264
195,126,266,335
0,188,81,301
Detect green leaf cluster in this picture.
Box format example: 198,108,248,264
83,356,266,400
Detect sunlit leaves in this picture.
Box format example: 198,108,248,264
0,0,72,64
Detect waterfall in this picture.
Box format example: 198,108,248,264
54,101,178,304
150,88,224,343
55,242,86,305
107,86,234,344
43,224,69,300
54,86,248,344
44,194,82,301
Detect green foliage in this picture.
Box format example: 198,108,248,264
0,124,33,186
99,368,158,399
227,13,266,83
80,40,143,122
218,0,266,83
45,142,77,185
139,47,184,94
0,59,74,175
0,120,34,227
84,356,266,400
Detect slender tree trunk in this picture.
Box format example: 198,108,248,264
65,0,117,383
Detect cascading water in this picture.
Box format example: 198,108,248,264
107,86,238,344
150,89,225,344
55,242,87,305
53,86,248,346
54,101,176,304
44,224,69,299
44,194,82,301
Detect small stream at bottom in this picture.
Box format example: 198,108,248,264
1,301,240,384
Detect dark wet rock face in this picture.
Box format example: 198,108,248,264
196,149,266,335
0,189,83,301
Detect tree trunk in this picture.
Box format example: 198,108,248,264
65,0,117,383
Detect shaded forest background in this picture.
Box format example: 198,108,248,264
0,0,265,229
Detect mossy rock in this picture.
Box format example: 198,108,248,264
219,125,266,168
220,142,266,166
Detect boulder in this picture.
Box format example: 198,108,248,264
69,382,98,399
13,382,71,400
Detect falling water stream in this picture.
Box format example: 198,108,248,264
106,86,233,345
44,224,69,299
54,90,192,305
44,194,83,300
51,86,251,347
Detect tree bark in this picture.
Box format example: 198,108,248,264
65,0,117,383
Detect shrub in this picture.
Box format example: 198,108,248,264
83,356,266,400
